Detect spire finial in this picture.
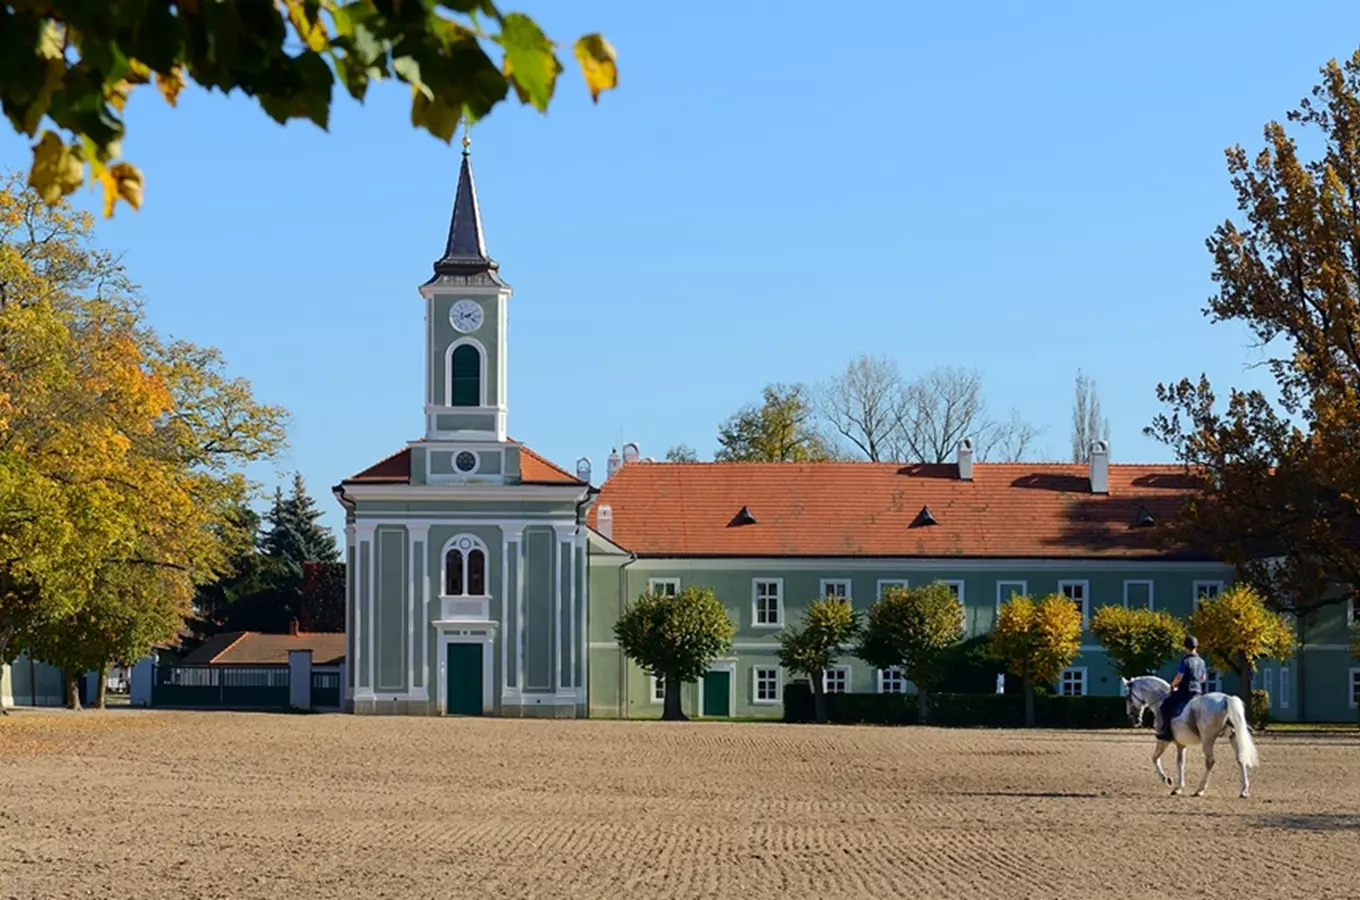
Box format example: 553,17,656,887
461,121,471,155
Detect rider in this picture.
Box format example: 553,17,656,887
1156,635,1208,740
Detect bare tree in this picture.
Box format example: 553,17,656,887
979,409,1043,463
816,354,909,462
1071,369,1110,462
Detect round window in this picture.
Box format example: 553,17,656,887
455,451,477,473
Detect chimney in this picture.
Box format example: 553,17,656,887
1089,439,1109,495
605,448,622,480
575,457,592,484
622,442,640,464
288,617,300,636
956,437,974,481
597,504,613,539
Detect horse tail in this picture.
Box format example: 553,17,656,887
1226,695,1259,769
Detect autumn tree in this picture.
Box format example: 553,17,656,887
855,583,964,723
715,383,838,463
1146,49,1360,619
1187,584,1296,701
613,585,735,721
3,2,617,217
1089,605,1185,680
776,597,861,724
991,593,1083,726
1071,369,1110,463
0,175,287,708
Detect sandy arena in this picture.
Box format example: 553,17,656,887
0,710,1356,900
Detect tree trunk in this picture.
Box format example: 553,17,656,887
1023,678,1036,727
917,686,931,725
94,665,108,710
1237,658,1253,704
812,672,827,724
63,668,82,710
0,628,10,716
661,672,687,721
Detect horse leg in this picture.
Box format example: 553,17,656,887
1192,735,1216,797
1171,745,1187,796
1152,740,1173,786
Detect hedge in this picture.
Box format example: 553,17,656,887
782,681,1127,728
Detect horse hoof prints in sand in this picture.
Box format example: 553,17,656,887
1122,675,1260,799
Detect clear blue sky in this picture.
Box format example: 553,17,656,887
4,1,1359,536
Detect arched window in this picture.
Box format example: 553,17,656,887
442,535,489,596
450,344,481,407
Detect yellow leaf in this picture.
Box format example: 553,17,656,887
155,67,186,107
106,79,134,112
28,132,86,204
284,0,330,52
572,33,617,103
95,163,144,218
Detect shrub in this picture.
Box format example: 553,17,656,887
1249,688,1270,731
780,684,1126,728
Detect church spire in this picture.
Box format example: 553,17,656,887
429,129,505,286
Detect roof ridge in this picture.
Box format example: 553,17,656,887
518,444,586,484
207,631,250,664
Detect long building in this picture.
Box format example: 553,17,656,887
329,144,1360,724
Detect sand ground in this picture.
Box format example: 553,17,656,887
1,710,1356,900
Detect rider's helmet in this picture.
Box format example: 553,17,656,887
1184,635,1199,650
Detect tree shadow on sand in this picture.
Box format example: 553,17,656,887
1256,813,1360,832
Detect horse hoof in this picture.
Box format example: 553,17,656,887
1170,789,1183,796
1239,791,1250,799
1192,790,1205,798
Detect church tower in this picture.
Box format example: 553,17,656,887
417,134,513,479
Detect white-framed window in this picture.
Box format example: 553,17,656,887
996,580,1026,611
1193,580,1225,604
1060,667,1087,697
1059,580,1089,625
752,666,780,705
1205,670,1221,694
939,580,965,603
823,666,850,693
878,667,907,694
820,579,852,603
1349,668,1360,710
1280,665,1291,710
1123,579,1154,610
649,675,665,705
1348,594,1360,628
876,578,908,598
442,534,489,597
752,579,783,628
648,578,680,597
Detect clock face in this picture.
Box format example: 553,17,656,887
449,299,483,333
455,450,478,473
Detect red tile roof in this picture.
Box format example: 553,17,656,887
587,461,1207,560
341,441,586,486
179,632,346,666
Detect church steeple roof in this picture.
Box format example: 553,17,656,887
427,133,506,287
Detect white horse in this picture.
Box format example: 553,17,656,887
1121,675,1259,798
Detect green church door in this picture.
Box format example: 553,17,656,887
445,643,483,716
701,670,731,717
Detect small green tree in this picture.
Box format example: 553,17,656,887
856,583,963,723
1188,583,1297,702
613,585,735,721
991,593,1083,726
1089,605,1185,681
777,597,861,723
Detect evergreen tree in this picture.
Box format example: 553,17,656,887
262,473,339,566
